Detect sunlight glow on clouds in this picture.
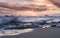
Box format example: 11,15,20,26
0,0,60,16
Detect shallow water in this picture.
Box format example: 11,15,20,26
0,28,34,36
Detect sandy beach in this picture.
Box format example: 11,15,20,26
0,27,60,38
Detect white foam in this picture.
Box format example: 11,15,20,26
42,25,51,28
0,29,34,36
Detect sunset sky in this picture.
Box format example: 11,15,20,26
0,0,60,16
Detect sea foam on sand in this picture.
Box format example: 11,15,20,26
0,28,34,36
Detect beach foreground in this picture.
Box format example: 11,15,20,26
0,27,60,38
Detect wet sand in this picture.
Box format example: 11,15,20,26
0,27,60,38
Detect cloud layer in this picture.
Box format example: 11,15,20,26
0,0,60,16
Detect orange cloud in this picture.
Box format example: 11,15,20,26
14,11,38,16
0,0,60,16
